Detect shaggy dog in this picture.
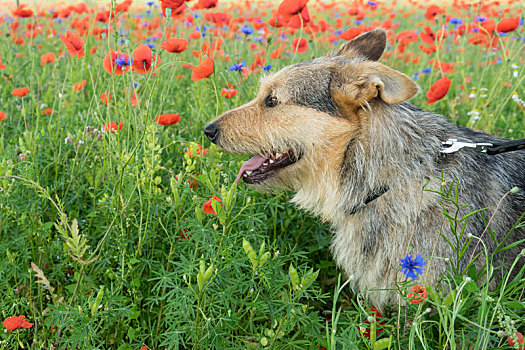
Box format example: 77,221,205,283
204,29,525,309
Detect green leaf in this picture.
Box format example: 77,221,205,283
504,301,525,310
373,337,392,350
289,264,300,290
300,268,319,290
442,289,457,307
127,327,136,341
259,252,270,267
243,238,258,268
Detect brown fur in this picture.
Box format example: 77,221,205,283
204,29,525,310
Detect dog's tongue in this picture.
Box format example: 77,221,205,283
236,155,267,183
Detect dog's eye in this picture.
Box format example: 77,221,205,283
265,95,279,108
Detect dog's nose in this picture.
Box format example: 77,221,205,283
203,122,219,142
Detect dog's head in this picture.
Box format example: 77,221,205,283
204,29,419,191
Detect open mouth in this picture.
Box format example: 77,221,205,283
236,150,301,184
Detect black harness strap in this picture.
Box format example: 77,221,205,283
485,138,525,155
349,186,389,215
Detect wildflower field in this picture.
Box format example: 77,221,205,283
0,0,524,348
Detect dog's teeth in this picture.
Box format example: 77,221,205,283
275,152,282,158
269,159,275,164
263,162,268,166
245,171,252,175
243,173,248,177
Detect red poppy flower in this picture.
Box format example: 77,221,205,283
276,0,310,28
100,92,112,104
0,56,6,70
43,108,53,115
189,31,203,41
59,30,85,58
12,87,29,97
73,80,86,91
191,57,214,81
291,37,308,53
424,5,444,21
160,38,188,53
102,50,132,75
186,144,208,157
160,0,185,17
496,18,520,33
340,27,365,41
420,26,435,45
132,45,161,74
407,284,427,304
361,308,385,340
0,111,5,121
155,113,181,126
221,88,237,98
3,315,33,331
103,121,123,133
204,12,230,26
479,19,496,33
507,331,524,350
12,5,33,18
40,52,56,66
468,33,488,46
426,76,451,105
130,91,140,106
194,0,217,9
203,195,222,215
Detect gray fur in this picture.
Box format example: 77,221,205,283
205,29,525,310
335,101,525,308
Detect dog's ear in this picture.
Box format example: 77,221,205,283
331,62,420,108
334,28,387,61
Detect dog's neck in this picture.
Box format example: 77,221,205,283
291,102,446,225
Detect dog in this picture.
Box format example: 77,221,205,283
203,29,525,309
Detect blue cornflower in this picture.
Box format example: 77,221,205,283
367,1,378,6
196,25,207,32
240,24,254,35
229,61,246,72
146,1,155,6
262,64,272,71
115,56,133,68
146,42,155,49
399,253,426,280
472,28,479,32
355,20,363,25
421,67,432,74
449,17,463,25
413,71,419,80
474,16,487,22
334,30,343,35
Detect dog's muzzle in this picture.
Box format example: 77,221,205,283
203,122,219,143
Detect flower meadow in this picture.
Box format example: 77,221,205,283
0,0,524,348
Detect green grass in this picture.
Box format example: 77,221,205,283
0,0,524,349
